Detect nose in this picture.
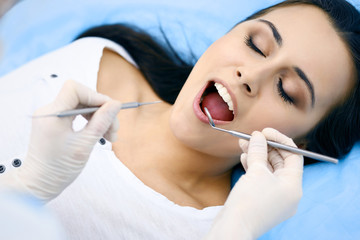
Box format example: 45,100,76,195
236,65,269,97
236,68,258,97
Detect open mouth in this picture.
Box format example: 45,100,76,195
200,81,234,121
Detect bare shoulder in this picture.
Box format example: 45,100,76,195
97,48,158,102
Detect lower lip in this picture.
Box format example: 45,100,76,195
193,83,209,124
193,81,233,125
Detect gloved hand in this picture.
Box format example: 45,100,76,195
204,128,304,240
4,80,122,203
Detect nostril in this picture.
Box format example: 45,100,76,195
237,71,242,77
244,83,251,93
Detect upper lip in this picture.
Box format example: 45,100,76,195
210,78,237,118
196,78,237,125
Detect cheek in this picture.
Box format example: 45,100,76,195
237,101,312,139
202,35,245,66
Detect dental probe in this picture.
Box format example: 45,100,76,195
32,101,162,118
203,107,338,164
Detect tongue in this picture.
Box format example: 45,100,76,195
201,92,234,121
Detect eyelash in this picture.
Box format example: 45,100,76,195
244,35,266,58
277,78,294,105
244,35,294,105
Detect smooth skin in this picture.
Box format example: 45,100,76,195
97,5,355,209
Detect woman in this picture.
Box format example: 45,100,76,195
0,0,359,239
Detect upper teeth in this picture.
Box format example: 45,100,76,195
214,83,234,112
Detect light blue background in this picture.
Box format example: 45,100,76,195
0,1,359,239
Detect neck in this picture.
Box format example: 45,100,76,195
97,50,234,208
113,106,234,208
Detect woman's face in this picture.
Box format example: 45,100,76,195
170,5,355,159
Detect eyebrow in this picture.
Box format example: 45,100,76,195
258,19,315,107
293,67,316,107
258,19,283,46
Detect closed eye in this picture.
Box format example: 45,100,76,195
277,78,295,105
244,35,266,58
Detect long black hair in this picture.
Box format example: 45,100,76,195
76,0,360,162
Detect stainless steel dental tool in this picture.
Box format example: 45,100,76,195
203,107,338,164
32,101,162,118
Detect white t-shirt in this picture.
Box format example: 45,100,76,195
0,37,223,240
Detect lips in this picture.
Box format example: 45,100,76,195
193,80,236,125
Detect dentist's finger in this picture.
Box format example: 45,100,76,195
240,153,248,172
55,80,110,111
83,100,122,140
246,131,268,169
262,128,303,171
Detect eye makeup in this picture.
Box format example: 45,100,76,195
277,78,295,105
244,35,266,58
243,21,314,109
244,34,297,105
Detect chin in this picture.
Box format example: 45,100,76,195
169,109,202,144
170,118,242,158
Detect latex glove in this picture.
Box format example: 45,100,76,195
205,128,304,240
4,80,122,203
